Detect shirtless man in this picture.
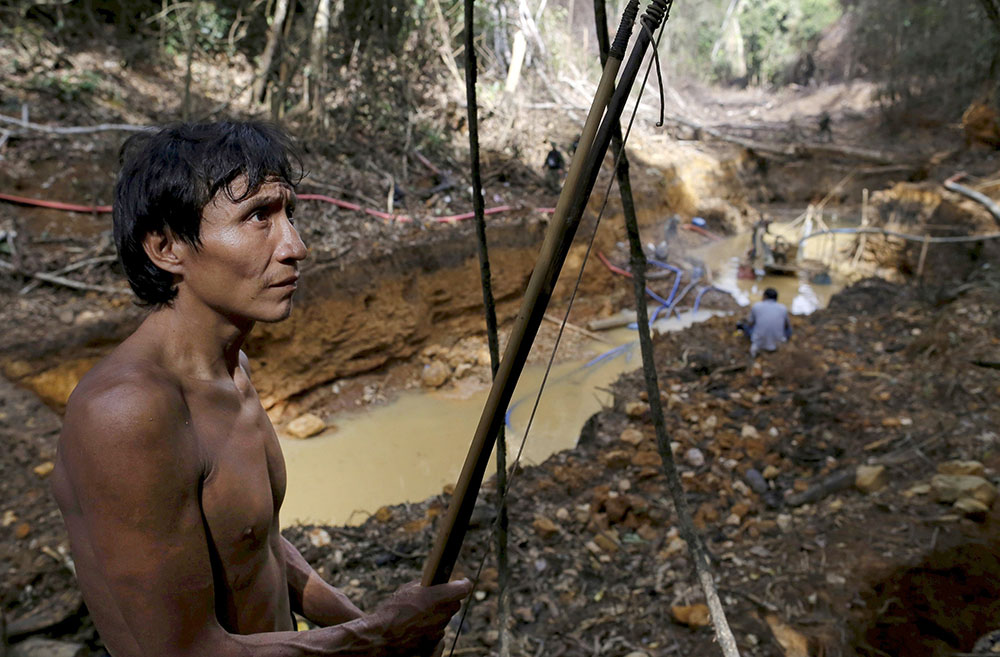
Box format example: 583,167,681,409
50,121,471,657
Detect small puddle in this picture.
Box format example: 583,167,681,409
280,219,848,527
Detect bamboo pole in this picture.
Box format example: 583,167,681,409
421,0,651,587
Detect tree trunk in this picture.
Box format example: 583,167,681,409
977,0,1000,34
272,3,303,119
978,0,1000,102
182,0,200,120
302,0,340,121
253,0,292,104
711,0,745,79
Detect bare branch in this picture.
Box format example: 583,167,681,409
0,114,150,135
0,258,127,295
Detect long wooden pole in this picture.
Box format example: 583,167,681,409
422,0,670,587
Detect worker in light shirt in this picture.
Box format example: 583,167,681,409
742,287,791,357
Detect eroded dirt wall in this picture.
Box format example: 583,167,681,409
247,234,545,405
0,222,552,409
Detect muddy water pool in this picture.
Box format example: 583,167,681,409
279,223,848,527
692,223,851,313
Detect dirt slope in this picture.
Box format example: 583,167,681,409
284,270,1000,657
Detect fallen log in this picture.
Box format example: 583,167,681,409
587,305,662,331
548,77,907,165
542,313,613,344
663,111,902,165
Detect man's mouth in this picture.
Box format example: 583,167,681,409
270,274,299,288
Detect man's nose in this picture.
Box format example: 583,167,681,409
276,215,308,263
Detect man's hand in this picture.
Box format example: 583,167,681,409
362,579,472,657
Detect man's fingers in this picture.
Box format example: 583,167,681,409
438,578,472,601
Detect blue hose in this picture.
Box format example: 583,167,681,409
643,287,671,307
584,342,632,367
647,258,682,307
623,259,682,330
649,303,670,323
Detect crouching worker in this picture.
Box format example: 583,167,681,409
51,121,471,657
740,287,792,357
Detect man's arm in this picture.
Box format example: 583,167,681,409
283,537,363,626
57,375,468,657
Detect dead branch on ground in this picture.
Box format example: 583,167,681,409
0,258,126,295
0,114,149,135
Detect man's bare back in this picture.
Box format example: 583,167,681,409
51,122,470,656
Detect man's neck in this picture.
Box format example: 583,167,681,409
143,295,253,382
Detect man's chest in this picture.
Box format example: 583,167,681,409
186,385,288,563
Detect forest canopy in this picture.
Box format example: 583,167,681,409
1,0,998,129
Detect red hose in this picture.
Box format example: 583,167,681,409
596,251,632,278
682,223,722,240
0,192,112,213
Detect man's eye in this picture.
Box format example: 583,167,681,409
248,211,267,223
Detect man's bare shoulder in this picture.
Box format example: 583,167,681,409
61,350,189,457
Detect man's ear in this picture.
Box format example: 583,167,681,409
142,230,186,275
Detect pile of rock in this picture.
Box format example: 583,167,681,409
418,338,492,389
927,460,997,520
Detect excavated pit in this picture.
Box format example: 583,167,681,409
852,540,1000,657
1,138,780,410
4,114,1000,657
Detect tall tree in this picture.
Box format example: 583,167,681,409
977,0,1000,100
253,0,292,104
302,0,342,120
182,0,201,120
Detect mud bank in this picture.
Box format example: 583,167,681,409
0,136,770,411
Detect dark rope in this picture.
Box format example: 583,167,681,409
596,0,704,560
596,2,741,654
453,0,508,655
447,6,672,654
639,22,666,127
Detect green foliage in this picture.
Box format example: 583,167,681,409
27,70,103,103
159,3,238,57
661,0,840,84
655,0,724,79
740,0,841,85
852,0,999,118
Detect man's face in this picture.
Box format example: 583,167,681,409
179,177,307,323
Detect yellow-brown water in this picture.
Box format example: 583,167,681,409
279,223,847,527
278,312,715,527
692,223,849,313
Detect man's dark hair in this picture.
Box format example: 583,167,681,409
763,287,779,300
113,121,303,305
